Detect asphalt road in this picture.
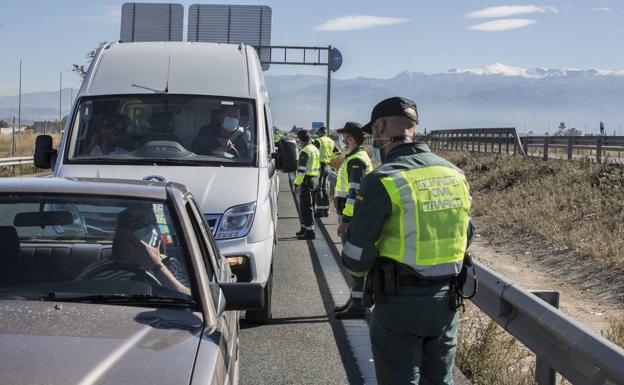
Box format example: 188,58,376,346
239,174,352,384
239,173,471,385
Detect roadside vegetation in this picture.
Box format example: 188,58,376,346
438,150,624,271
0,131,62,157
456,304,535,385
603,318,624,348
434,150,624,383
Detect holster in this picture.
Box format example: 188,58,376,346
362,259,398,307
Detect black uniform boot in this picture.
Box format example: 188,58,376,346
334,302,365,319
297,230,315,240
333,297,351,313
296,227,306,237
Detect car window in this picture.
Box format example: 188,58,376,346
0,195,195,304
66,95,257,167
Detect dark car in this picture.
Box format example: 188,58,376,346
0,177,264,385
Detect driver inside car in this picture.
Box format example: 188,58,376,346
84,114,129,156
78,205,191,296
191,104,248,158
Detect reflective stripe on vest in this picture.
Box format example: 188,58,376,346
317,136,336,163
375,165,471,278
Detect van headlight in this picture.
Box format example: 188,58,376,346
215,202,256,240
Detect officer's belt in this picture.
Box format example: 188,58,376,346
380,258,453,288
397,273,452,287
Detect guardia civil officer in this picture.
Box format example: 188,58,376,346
333,122,373,319
293,129,321,240
341,97,475,385
313,127,341,218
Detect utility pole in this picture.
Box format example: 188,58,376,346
58,72,62,133
16,59,21,156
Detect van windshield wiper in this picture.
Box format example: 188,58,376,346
42,292,196,307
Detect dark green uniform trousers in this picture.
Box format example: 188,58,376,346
340,232,365,306
315,163,331,217
370,285,459,385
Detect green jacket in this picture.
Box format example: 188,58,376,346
341,143,475,274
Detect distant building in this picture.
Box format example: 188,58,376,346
32,121,56,134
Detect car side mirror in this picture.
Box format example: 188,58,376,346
276,139,298,172
34,135,56,169
220,282,265,311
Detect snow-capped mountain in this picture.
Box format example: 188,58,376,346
447,63,624,78
2,65,623,135
266,64,624,134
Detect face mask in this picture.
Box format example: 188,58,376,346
338,135,346,148
371,147,383,163
372,136,405,163
222,116,240,133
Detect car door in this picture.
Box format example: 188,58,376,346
186,197,238,384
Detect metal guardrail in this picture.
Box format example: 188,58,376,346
422,127,624,163
0,156,34,167
521,135,624,163
327,170,624,385
424,127,527,158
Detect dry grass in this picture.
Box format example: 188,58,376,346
0,131,62,157
0,132,61,177
603,318,624,348
439,151,624,271
456,304,536,385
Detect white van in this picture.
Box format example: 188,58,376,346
34,41,297,323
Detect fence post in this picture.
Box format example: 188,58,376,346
498,130,502,153
505,132,510,154
522,137,528,156
533,291,560,385
11,117,16,157
567,136,574,160
596,137,603,163
543,138,549,161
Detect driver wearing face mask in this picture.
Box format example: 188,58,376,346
191,104,248,159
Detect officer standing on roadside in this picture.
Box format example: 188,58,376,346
333,122,373,319
293,129,321,240
341,97,474,385
313,127,341,218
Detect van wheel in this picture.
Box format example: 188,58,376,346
245,268,273,324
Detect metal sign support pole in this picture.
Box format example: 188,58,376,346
326,45,332,130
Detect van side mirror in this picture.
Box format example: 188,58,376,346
34,135,57,169
275,139,298,172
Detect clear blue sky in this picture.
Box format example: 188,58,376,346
0,0,622,95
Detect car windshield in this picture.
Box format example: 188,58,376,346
0,195,195,305
67,95,257,166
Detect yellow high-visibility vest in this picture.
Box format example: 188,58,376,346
316,136,337,164
294,143,320,185
375,165,472,278
335,150,373,217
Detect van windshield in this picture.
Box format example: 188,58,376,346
67,95,257,166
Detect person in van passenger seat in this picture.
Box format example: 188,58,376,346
85,114,129,156
191,104,248,159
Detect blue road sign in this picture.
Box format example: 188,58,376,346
330,48,342,72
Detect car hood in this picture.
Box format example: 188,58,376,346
57,164,259,213
0,300,203,385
